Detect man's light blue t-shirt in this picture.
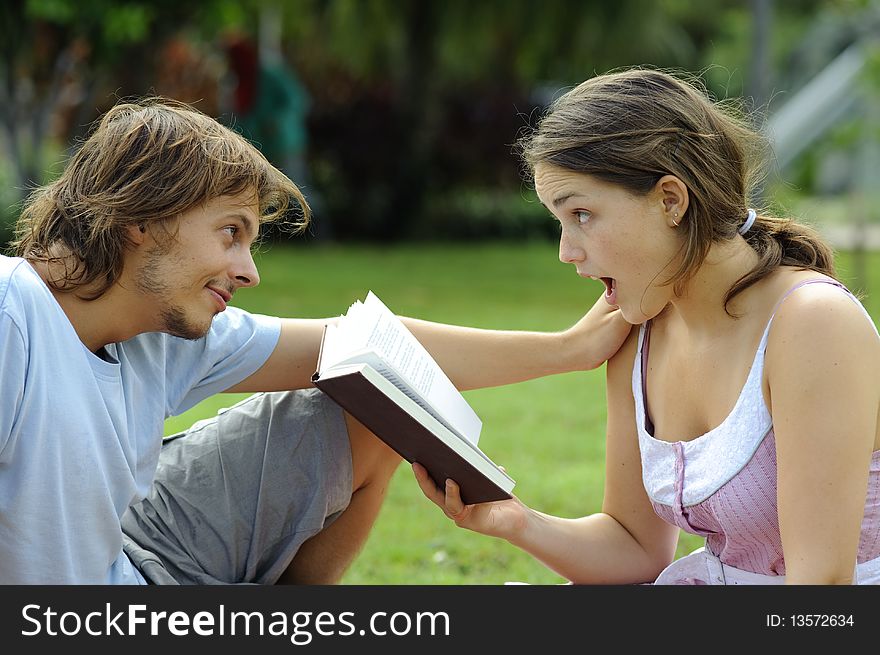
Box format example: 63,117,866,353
0,256,281,583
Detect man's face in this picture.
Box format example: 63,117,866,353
133,192,261,339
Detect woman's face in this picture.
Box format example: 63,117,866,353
534,163,683,324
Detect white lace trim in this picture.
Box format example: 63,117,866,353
634,321,773,507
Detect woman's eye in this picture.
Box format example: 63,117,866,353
224,226,238,237
575,211,591,225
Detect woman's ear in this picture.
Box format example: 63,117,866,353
656,175,689,227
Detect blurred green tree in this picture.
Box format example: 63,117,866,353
0,0,860,244
281,0,699,239
0,0,249,202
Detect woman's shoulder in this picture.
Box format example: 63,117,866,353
763,268,880,455
765,268,878,367
761,267,839,302
767,268,868,325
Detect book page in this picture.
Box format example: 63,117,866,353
321,292,483,446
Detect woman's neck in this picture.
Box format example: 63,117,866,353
662,238,763,339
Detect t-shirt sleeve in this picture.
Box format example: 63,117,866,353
164,307,281,416
0,312,27,459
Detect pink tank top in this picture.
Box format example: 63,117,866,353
633,279,880,582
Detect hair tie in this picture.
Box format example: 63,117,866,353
738,208,756,235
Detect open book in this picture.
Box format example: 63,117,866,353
311,292,514,504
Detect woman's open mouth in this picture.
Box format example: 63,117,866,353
599,276,617,305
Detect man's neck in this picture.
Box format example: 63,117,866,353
29,259,148,353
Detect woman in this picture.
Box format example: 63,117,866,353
414,68,880,585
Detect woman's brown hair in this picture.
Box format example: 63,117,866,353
13,97,308,299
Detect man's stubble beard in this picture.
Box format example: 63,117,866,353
134,245,214,341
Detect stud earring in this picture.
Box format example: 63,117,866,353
672,212,680,227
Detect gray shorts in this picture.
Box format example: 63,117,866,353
121,389,353,584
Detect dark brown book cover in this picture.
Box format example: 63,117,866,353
312,368,513,505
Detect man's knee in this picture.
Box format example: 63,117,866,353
344,412,402,491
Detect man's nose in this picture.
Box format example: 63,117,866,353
233,249,261,288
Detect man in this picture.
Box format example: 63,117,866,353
0,98,629,584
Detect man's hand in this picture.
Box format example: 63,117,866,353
562,294,633,371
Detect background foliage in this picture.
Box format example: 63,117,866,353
3,0,877,245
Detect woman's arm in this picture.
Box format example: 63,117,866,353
413,327,677,584
766,285,880,584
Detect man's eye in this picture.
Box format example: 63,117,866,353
224,226,238,236
575,211,591,225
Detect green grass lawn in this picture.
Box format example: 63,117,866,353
163,242,880,584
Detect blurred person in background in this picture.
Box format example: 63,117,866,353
222,33,328,236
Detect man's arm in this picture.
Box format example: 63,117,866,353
401,294,630,390
225,317,331,392
228,293,632,393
